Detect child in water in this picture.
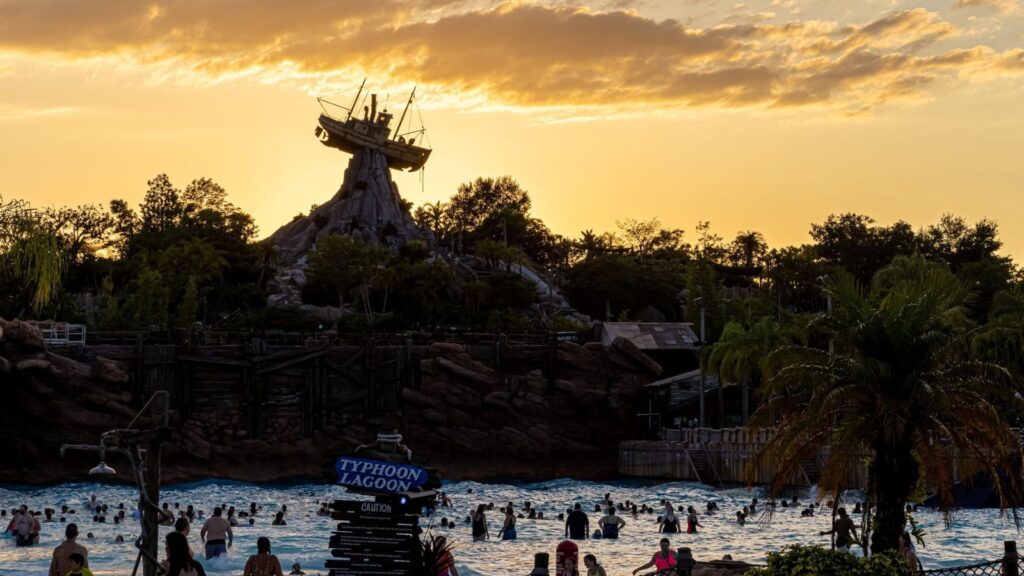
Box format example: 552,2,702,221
67,553,94,576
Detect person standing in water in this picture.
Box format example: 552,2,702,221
565,503,590,540
659,505,679,534
498,505,517,540
243,537,284,576
819,507,858,552
632,538,676,575
598,506,626,539
471,504,489,541
48,523,87,576
686,506,702,534
200,507,233,559
162,531,207,576
899,532,922,572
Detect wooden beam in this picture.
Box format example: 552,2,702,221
256,349,329,375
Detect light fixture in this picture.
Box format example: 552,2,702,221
89,446,117,476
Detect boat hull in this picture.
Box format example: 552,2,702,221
316,114,431,172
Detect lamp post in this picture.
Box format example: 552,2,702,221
61,391,171,576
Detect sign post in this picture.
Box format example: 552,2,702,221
324,456,435,576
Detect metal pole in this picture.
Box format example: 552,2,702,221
142,441,161,576
698,303,707,428
699,366,706,428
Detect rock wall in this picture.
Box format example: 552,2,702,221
265,148,429,307
0,318,657,485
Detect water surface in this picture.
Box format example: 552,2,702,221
1,479,1019,575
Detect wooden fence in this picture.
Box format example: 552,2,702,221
620,427,870,488
57,337,563,445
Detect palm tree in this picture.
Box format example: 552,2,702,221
706,316,792,422
731,230,766,269
751,254,1023,554
575,229,604,260
255,242,280,289
973,283,1024,383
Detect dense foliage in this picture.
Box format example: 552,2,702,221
1,173,1020,349
748,545,911,576
749,255,1024,553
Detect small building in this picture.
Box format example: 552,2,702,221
640,369,742,434
596,322,699,375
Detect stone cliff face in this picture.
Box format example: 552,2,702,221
0,319,656,485
265,148,429,307
395,340,651,479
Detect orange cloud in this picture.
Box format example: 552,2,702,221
952,0,1022,15
0,1,1021,114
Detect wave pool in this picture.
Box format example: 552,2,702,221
1,479,1021,575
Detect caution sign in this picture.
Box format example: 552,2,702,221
325,499,421,576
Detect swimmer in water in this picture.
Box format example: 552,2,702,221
659,505,679,534
819,507,858,552
583,554,607,576
686,506,702,534
598,506,626,539
66,552,93,576
472,504,489,541
498,505,516,540
632,538,676,575
565,503,590,540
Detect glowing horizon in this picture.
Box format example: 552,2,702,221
1,0,1022,256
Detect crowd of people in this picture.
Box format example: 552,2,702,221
5,489,927,575
444,492,925,575
2,494,310,576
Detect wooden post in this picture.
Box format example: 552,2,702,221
366,338,377,411
741,380,749,423
546,333,556,393
497,333,507,372
404,337,414,392
135,342,145,403
698,370,706,427
1004,541,1018,576
142,440,161,576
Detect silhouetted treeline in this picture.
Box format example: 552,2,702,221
1,175,1019,342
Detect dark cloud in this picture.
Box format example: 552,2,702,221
0,1,1021,113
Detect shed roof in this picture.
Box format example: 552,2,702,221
599,322,699,350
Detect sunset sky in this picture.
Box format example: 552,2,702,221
1,0,1022,256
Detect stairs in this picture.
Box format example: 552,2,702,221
687,447,722,487
800,456,822,486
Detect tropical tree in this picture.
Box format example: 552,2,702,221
730,230,767,269
413,201,451,244
751,254,1023,554
973,283,1024,385
706,316,792,422
0,196,66,314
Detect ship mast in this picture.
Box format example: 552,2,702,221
346,78,366,121
394,86,416,139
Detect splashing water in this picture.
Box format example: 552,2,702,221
1,479,1020,576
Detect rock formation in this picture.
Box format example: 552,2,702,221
0,317,658,484
265,148,429,307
